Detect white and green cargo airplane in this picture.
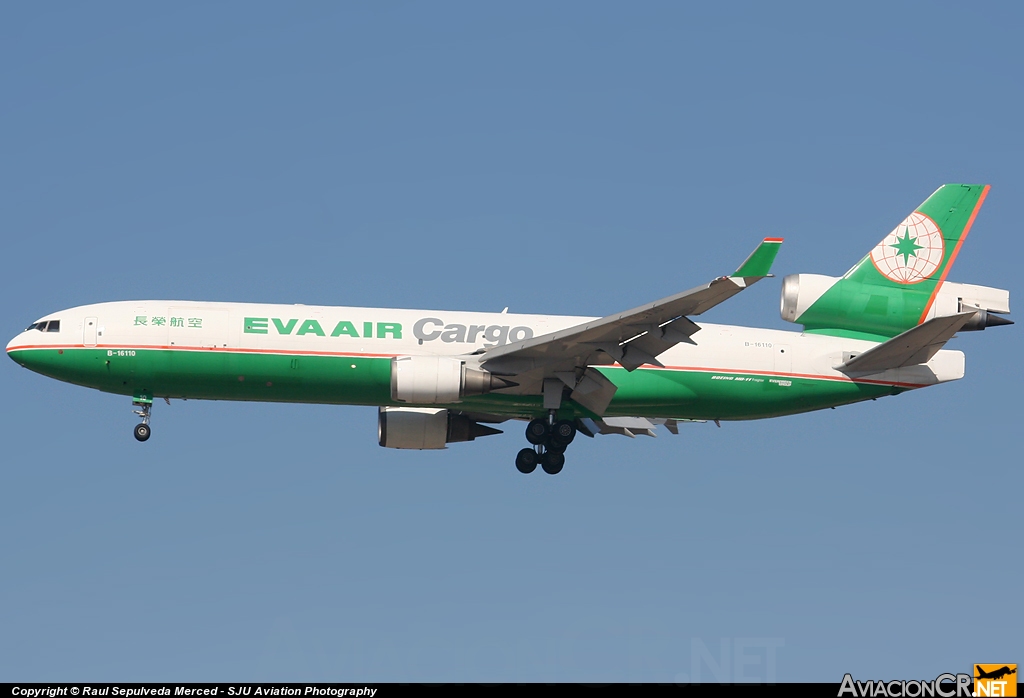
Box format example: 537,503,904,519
7,184,1012,474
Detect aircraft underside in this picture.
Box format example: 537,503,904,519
15,343,903,437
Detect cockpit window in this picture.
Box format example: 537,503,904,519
46,320,60,332
25,320,60,332
26,321,43,331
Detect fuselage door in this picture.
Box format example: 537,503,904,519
84,317,98,347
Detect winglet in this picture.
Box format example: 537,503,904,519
732,238,783,278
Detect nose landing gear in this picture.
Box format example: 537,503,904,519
517,414,576,475
132,391,152,442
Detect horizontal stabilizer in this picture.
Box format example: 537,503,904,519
835,312,976,374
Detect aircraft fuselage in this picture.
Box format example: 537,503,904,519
7,300,965,421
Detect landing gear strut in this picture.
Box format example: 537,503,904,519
517,412,577,475
132,394,152,442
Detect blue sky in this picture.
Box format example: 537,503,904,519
1,1,1020,682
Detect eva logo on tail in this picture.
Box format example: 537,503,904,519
870,211,945,284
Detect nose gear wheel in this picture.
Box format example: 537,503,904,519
132,398,153,442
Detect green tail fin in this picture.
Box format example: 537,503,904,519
796,184,990,337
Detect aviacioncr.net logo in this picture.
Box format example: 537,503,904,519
839,673,973,697
975,664,1017,697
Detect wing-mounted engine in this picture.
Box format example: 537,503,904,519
390,355,516,404
377,407,503,449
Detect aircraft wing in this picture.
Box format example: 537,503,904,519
835,311,976,375
480,238,783,377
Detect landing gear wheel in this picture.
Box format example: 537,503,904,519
134,423,151,442
545,440,566,454
549,420,577,448
515,448,538,474
541,450,565,475
525,418,549,445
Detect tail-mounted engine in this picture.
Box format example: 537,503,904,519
922,281,1012,330
779,274,839,324
378,407,503,449
390,355,515,404
781,274,1011,332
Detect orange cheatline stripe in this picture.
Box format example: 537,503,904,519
762,237,784,243
918,184,991,323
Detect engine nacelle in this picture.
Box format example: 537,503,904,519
377,407,502,449
924,281,1012,330
390,355,512,404
780,274,839,324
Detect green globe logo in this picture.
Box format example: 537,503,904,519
869,212,945,284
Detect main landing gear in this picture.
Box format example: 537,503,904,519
516,414,576,475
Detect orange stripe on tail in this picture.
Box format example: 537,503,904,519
918,184,990,323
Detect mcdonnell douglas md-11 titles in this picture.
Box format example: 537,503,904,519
8,185,1011,475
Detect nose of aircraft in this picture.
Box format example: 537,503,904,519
7,331,30,366
8,327,69,377
8,330,53,376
